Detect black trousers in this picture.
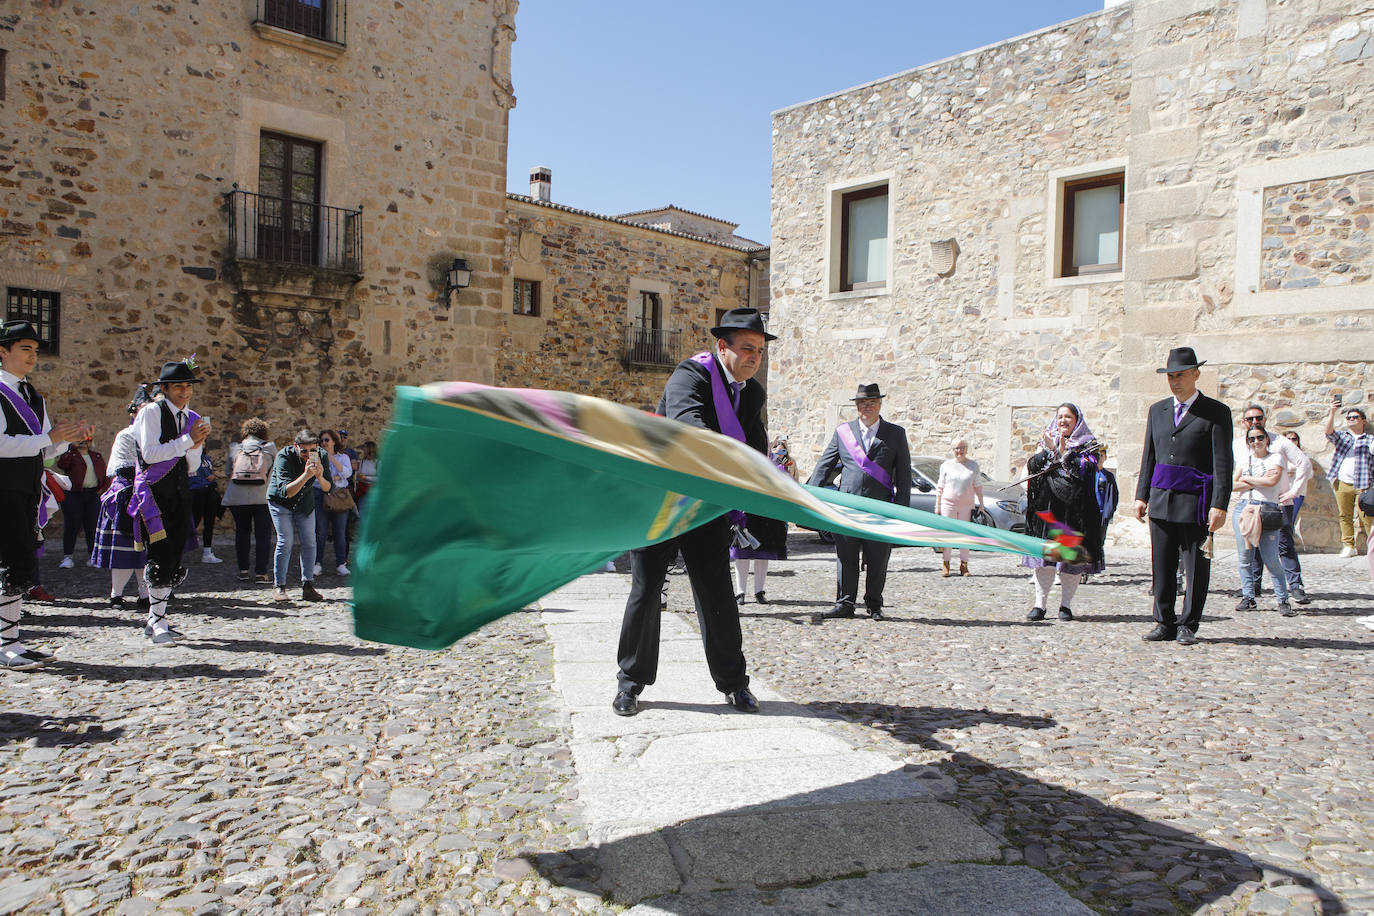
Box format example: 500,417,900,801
617,515,748,695
145,488,192,587
190,486,220,548
0,490,38,594
61,488,101,556
1149,517,1211,631
230,504,273,575
1275,503,1305,590
832,533,892,612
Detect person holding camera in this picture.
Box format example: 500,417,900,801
1232,429,1293,616
1324,394,1373,557
266,429,332,603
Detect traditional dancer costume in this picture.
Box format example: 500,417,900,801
0,320,67,669
91,391,154,608
132,360,205,644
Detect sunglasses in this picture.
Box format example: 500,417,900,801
1346,415,1363,421
1246,436,1267,443
1242,416,1264,423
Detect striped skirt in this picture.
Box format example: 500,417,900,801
90,481,146,570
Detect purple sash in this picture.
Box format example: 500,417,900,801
0,379,59,522
0,380,42,435
1150,463,1213,527
688,352,746,444
836,422,894,496
128,407,199,547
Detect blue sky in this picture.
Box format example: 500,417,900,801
506,1,1102,244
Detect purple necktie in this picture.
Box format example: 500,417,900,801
730,382,742,410
1174,401,1187,426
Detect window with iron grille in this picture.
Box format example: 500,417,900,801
513,279,540,316
263,0,331,41
5,287,61,355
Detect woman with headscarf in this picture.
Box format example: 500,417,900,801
1021,402,1106,621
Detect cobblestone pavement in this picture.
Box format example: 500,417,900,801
727,534,1374,916
1,534,1371,915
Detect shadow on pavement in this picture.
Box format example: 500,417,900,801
0,713,124,747
534,701,1345,914
32,661,269,682
185,638,387,657
1202,635,1371,651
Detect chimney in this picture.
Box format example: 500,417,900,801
530,166,552,202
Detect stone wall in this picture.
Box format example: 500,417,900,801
770,0,1374,552
501,197,765,408
0,0,517,466
1262,170,1373,291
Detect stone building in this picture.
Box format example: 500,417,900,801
769,0,1374,550
0,0,519,451
502,170,769,409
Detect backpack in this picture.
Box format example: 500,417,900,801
231,443,269,483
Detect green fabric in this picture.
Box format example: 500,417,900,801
353,384,1063,650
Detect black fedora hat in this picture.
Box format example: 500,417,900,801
710,307,777,341
148,360,203,385
852,383,885,400
1156,347,1207,373
0,319,41,346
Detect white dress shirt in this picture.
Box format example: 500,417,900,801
0,367,57,459
133,401,202,471
858,417,879,452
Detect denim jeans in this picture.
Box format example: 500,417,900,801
269,502,316,587
315,508,350,568
1232,499,1290,604
1274,503,1305,592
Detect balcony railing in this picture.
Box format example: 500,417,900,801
255,0,346,44
226,188,362,275
622,322,682,369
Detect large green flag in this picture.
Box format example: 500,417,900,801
352,383,1065,649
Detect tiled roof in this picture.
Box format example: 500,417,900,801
507,194,769,253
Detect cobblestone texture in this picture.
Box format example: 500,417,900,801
3,533,1371,914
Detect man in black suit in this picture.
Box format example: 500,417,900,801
613,308,773,717
808,384,912,621
1135,347,1233,646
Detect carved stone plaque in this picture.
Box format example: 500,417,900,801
931,238,959,277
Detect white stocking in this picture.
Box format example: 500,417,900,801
110,568,133,598
1059,572,1082,609
734,560,748,596
752,560,769,594
0,594,27,656
1032,567,1056,608
135,568,149,599
147,586,172,635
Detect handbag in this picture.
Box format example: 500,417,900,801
323,485,356,513
1359,487,1374,518
1258,502,1284,531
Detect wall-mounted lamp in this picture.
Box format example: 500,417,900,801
442,257,472,306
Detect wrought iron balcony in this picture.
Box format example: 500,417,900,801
621,322,682,369
225,188,362,277
254,0,346,44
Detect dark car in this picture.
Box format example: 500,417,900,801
810,455,1026,542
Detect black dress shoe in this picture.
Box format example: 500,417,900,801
754,591,768,605
867,608,884,621
820,605,856,619
612,690,639,717
724,688,759,713
135,597,151,610
1026,606,1047,621
1142,624,1175,642
1175,626,1198,646
735,592,746,604
1057,606,1073,621
108,596,126,609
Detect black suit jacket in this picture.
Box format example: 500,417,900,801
1135,392,1234,524
806,418,912,506
659,355,767,456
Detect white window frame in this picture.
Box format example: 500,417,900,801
825,172,894,299
1046,158,1128,287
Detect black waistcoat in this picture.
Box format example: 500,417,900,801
0,383,45,498
142,401,190,504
